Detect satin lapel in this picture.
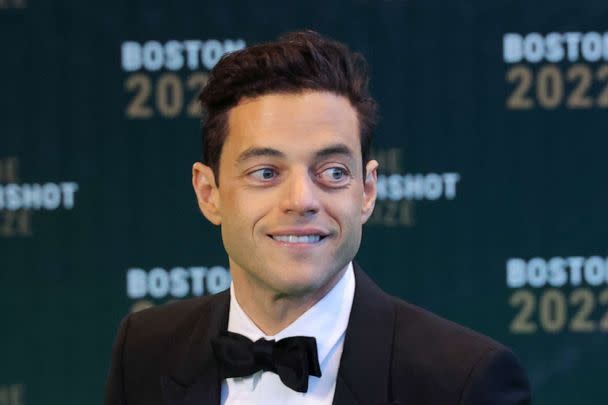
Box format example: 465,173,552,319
161,290,230,405
332,262,396,405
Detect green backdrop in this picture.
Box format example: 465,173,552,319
1,1,607,404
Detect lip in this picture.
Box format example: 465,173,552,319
267,233,329,250
267,227,330,237
266,227,331,251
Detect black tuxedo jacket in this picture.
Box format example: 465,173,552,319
105,263,531,404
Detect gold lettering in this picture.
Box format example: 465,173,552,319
539,289,567,332
156,73,183,118
186,73,209,118
596,65,608,108
569,288,596,332
125,74,153,119
367,200,415,227
398,200,415,226
0,0,27,9
0,384,24,405
566,64,593,108
0,210,32,238
536,65,563,109
599,288,608,332
370,148,404,173
0,157,19,182
509,290,537,334
506,65,534,109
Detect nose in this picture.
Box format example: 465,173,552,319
279,168,321,216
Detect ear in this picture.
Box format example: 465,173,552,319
192,162,222,225
361,159,379,224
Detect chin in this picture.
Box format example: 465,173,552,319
272,278,320,297
272,269,338,297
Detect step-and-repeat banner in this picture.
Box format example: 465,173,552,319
1,1,607,404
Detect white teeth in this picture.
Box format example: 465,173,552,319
272,235,322,243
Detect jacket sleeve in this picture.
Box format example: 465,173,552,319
459,347,531,405
105,314,132,405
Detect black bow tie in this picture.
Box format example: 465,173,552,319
210,331,322,393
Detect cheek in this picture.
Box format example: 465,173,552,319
326,192,363,229
221,188,272,233
325,198,363,261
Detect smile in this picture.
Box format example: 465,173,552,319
270,234,326,243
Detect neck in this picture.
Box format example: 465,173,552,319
229,264,348,336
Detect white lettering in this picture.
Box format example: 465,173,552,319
506,256,608,288
568,256,584,286
403,174,425,200
190,266,207,296
581,32,603,62
527,257,547,287
523,33,544,63
443,173,460,199
5,184,20,210
207,266,231,294
503,31,608,63
169,267,189,297
545,32,564,62
503,33,523,63
506,258,527,288
127,268,147,298
0,182,78,210
148,267,170,298
42,183,61,209
547,257,567,287
142,41,164,71
184,40,202,69
121,41,142,72
424,173,443,200
120,39,246,72
21,183,42,209
164,40,185,71
564,32,582,61
376,173,460,201
202,39,224,70
61,182,78,209
584,256,605,286
125,266,230,299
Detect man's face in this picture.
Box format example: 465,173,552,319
194,91,377,298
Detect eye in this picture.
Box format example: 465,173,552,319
249,167,277,181
319,167,349,183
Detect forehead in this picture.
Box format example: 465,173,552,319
222,91,360,159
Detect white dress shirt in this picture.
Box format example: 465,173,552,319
220,262,355,405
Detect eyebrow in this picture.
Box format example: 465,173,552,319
236,147,286,164
235,143,355,164
315,144,355,160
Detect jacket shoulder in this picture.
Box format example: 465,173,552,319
121,292,228,362
129,294,218,330
106,292,229,404
391,296,506,355
389,296,523,402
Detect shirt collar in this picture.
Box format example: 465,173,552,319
227,262,355,366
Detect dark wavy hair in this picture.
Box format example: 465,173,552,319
198,30,377,185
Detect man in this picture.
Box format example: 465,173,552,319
105,31,531,404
